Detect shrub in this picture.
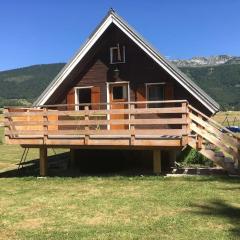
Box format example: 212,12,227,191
177,146,213,167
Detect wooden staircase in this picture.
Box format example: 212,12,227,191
188,105,240,174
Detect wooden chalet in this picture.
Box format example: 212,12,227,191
4,10,240,176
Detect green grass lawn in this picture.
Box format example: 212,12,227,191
0,176,240,240
0,114,240,239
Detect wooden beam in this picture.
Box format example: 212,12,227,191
39,147,47,176
153,149,161,174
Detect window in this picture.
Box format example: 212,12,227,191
112,85,127,100
110,44,126,64
77,88,91,110
146,84,165,108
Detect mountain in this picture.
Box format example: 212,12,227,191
180,64,240,110
171,55,240,67
0,63,65,101
0,57,239,110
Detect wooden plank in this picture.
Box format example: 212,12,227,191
24,117,186,127
6,138,43,145
130,104,135,145
189,105,240,140
134,139,182,147
91,86,101,110
84,106,89,145
188,140,225,168
6,138,182,147
190,113,239,149
67,88,75,110
6,128,186,136
190,123,239,159
45,139,182,147
196,113,203,149
3,108,10,143
46,139,85,145
4,121,45,126
43,108,48,144
5,106,186,117
37,99,188,108
181,102,188,145
4,117,186,127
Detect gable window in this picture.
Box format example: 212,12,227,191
146,83,165,108
110,44,126,64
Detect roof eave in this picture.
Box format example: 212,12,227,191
34,10,220,114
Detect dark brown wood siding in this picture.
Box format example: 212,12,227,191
48,24,212,116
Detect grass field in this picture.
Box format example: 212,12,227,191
0,176,240,240
213,111,240,127
0,112,240,239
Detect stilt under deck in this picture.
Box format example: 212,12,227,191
3,100,240,176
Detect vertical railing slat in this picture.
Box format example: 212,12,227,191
43,108,48,144
130,103,135,145
84,105,89,145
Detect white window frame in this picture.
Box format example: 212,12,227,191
110,45,126,64
74,86,93,111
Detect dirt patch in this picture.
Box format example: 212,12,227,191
14,218,45,230
0,229,18,240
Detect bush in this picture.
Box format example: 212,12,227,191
177,146,213,167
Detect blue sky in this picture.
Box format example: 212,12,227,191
0,0,239,71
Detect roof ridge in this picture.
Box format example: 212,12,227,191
34,10,219,113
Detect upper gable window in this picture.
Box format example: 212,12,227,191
110,44,126,64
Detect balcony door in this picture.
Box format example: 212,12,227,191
109,82,129,130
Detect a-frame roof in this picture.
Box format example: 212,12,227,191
34,9,220,113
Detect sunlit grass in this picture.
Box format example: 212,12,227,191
0,112,240,239
0,176,240,240
213,111,240,126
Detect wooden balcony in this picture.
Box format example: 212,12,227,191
3,100,189,149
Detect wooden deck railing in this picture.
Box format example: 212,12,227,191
4,100,189,147
189,105,240,166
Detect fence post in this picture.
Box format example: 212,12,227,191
3,108,10,143
43,108,48,145
130,103,135,145
181,102,188,145
84,105,89,145
196,114,203,149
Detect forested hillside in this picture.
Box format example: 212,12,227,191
0,63,64,107
180,64,240,110
0,62,239,109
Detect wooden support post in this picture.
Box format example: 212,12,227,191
196,113,203,149
181,102,188,146
84,106,89,145
235,144,240,169
43,108,48,144
39,147,47,176
153,149,161,174
3,108,10,144
130,103,135,145
70,149,76,169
